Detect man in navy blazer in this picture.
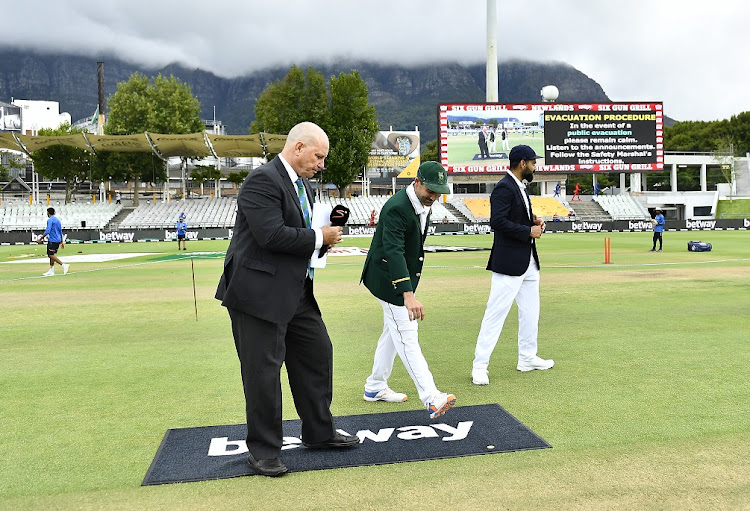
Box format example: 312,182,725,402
216,122,358,477
471,145,554,385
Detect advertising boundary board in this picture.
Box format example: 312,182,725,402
1,220,749,245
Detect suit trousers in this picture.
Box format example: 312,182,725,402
473,255,541,370
228,279,335,460
365,298,439,407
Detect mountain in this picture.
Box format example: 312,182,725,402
0,49,634,142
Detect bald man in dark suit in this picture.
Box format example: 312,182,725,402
216,122,358,477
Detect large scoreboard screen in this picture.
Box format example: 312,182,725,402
438,102,663,174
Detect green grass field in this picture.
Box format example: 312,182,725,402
1,231,749,510
445,133,545,166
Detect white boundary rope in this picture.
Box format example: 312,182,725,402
3,255,748,284
0,254,203,284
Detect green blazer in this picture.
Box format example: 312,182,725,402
361,187,430,306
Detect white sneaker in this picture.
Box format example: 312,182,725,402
363,387,407,403
428,392,456,419
517,356,555,372
42,269,54,276
472,368,489,385
62,264,70,275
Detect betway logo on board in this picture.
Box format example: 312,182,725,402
685,220,716,230
348,226,377,236
99,231,134,242
463,224,491,233
628,220,653,231
29,233,68,243
207,421,474,456
164,230,199,240
571,222,603,232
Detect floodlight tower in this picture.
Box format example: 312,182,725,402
486,0,498,102
97,62,105,135
541,85,560,196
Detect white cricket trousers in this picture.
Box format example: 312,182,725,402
473,257,540,370
365,299,439,407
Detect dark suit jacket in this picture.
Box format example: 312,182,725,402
216,156,317,324
361,187,429,306
486,174,540,276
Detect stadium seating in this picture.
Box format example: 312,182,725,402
460,198,491,222
317,195,460,225
118,197,237,229
530,197,571,220
450,196,572,222
0,202,123,231
594,195,650,220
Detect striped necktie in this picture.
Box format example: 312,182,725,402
295,178,311,228
295,178,314,279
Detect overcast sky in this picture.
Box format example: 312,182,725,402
3,0,747,122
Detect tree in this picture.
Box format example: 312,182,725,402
728,111,750,155
1,152,26,182
191,165,222,196
226,170,249,188
33,123,91,203
713,137,738,201
251,66,379,195
420,139,439,163
325,71,379,197
97,72,204,205
250,66,330,136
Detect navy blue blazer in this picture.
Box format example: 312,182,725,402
486,174,540,276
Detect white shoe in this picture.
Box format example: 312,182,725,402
363,387,407,402
42,269,54,276
472,368,489,385
62,264,70,275
517,356,554,372
428,392,456,419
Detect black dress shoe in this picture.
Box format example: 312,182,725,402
248,454,289,477
303,432,360,449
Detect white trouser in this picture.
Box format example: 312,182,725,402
365,299,439,407
502,139,510,151
473,256,540,370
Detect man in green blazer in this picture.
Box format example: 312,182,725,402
361,161,456,419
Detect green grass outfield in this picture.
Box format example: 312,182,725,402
1,231,748,510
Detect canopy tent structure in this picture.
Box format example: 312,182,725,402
0,132,287,159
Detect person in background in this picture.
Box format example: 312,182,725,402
471,145,553,386
36,207,69,277
501,127,510,152
650,208,665,252
571,182,582,201
361,161,456,419
115,190,121,204
176,214,188,251
477,126,490,159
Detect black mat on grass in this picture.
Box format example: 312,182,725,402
142,403,550,485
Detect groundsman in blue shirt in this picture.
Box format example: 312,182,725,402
36,207,69,276
650,208,665,252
